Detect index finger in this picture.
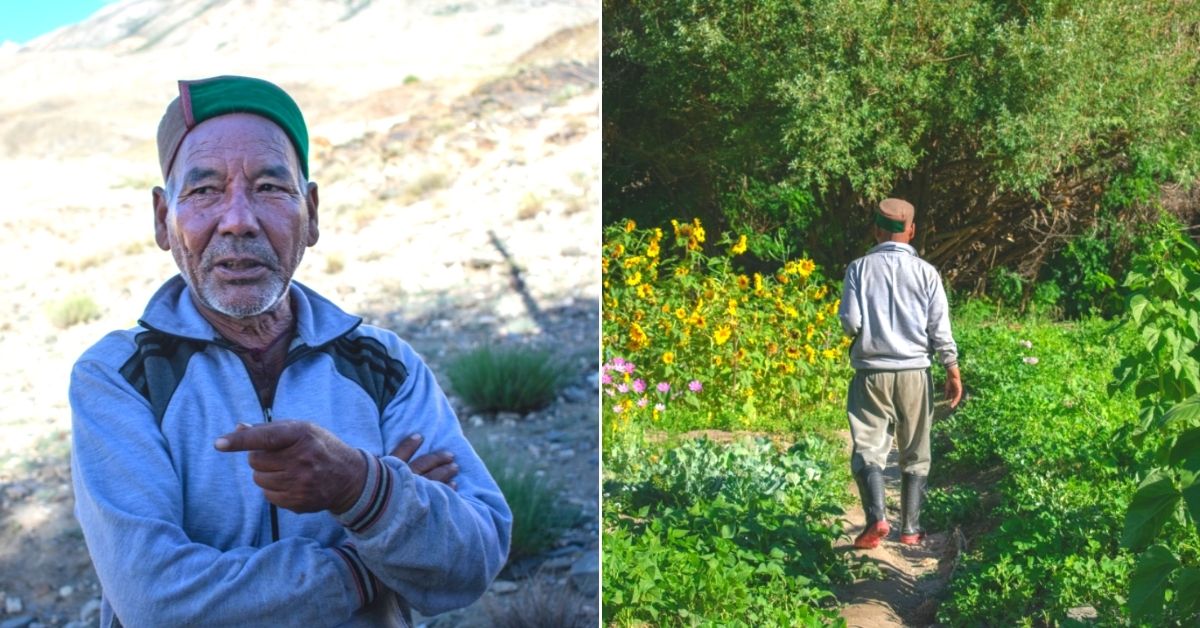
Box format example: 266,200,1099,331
215,422,303,453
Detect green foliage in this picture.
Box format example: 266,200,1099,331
1111,227,1200,418
47,293,101,329
923,486,982,532
480,447,580,563
602,434,848,626
987,266,1026,309
1042,228,1121,319
931,307,1182,626
605,0,1200,284
446,345,568,414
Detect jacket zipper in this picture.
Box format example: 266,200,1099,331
263,405,280,543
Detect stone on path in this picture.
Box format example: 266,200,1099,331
491,580,519,594
79,599,101,623
0,615,34,628
568,551,599,598
3,597,22,614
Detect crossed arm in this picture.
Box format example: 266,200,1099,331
213,421,459,514
71,350,510,626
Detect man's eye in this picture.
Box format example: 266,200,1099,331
191,186,216,195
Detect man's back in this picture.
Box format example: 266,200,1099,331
838,241,957,371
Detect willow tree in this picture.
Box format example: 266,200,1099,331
604,0,1200,289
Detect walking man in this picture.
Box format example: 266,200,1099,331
837,198,963,549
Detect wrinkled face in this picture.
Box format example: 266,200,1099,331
153,113,319,318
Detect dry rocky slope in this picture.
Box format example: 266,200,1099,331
0,1,599,626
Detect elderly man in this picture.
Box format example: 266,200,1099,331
69,76,511,627
837,198,963,549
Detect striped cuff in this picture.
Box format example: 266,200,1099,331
336,450,393,535
332,543,379,609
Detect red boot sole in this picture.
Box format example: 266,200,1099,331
853,521,890,549
899,532,926,545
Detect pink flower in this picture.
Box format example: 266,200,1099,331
612,357,626,368
637,397,649,408
601,372,612,385
616,383,629,394
654,403,666,412
623,362,637,374
632,379,647,393
612,404,624,414
688,380,702,392
657,381,670,393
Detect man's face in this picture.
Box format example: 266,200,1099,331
153,113,319,318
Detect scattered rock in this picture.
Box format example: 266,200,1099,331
539,555,576,570
57,586,73,599
568,551,599,598
79,599,101,623
560,385,590,402
467,415,485,428
1066,606,1098,621
3,484,30,500
0,616,34,628
491,580,519,594
4,597,22,614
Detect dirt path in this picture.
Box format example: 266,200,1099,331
835,402,961,627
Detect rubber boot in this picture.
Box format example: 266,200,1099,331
900,472,927,545
853,465,889,549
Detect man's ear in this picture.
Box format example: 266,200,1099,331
152,186,170,250
305,181,320,246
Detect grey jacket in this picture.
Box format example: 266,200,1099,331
838,242,958,371
70,276,511,627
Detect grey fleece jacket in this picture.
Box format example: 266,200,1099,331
838,241,958,371
70,276,511,627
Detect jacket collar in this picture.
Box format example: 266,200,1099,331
867,241,918,256
138,275,362,347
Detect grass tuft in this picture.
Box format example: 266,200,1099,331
447,345,568,414
479,447,580,563
48,294,102,329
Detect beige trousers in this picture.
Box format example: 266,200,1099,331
846,368,933,476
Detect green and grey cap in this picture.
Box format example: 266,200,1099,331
875,198,914,233
156,75,309,181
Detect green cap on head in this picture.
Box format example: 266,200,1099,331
156,75,309,181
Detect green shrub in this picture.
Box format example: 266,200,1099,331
931,306,1189,626
48,294,101,329
603,435,848,626
447,345,568,414
480,448,580,563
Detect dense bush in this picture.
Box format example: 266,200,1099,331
605,0,1200,288
1108,229,1200,623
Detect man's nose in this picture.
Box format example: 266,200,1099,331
216,187,260,237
